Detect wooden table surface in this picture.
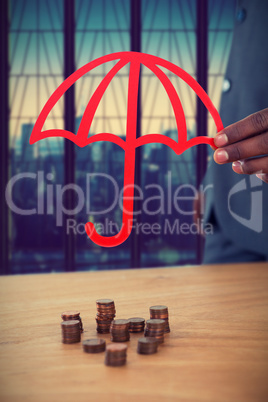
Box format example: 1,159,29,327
0,262,268,402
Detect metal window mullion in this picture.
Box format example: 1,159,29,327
196,0,208,264
0,0,9,275
64,0,76,272
130,0,141,268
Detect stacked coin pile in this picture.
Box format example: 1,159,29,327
61,310,83,332
144,319,165,344
110,319,130,342
137,337,159,354
83,339,106,353
128,317,145,333
105,343,127,367
150,305,170,333
61,320,81,344
96,299,116,334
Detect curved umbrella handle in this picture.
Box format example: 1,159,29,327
85,219,131,248
84,148,136,247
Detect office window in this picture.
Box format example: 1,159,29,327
9,0,64,273
6,0,235,273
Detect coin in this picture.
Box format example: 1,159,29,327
96,299,115,306
146,319,165,327
61,311,83,332
144,319,165,344
61,310,80,318
105,343,127,367
137,337,159,354
110,319,130,342
61,320,80,327
150,305,168,312
128,317,145,333
96,299,116,334
150,305,170,333
128,318,145,323
61,320,81,344
83,339,106,353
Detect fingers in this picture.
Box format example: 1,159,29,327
232,156,268,176
211,109,268,182
214,108,268,146
256,174,268,184
232,157,268,183
213,131,268,164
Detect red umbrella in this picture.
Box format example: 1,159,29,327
30,51,223,247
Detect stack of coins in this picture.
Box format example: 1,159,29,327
61,320,81,344
105,343,127,367
61,310,83,332
137,337,159,355
110,319,130,342
82,339,106,353
96,299,116,334
150,305,170,333
128,317,145,333
144,319,165,344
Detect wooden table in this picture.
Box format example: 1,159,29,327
0,262,268,402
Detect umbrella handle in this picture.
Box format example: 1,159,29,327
84,148,136,247
85,221,131,248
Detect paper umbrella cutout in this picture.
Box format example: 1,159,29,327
30,51,224,247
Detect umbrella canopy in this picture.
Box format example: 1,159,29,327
30,51,224,247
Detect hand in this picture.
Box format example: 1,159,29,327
213,108,268,183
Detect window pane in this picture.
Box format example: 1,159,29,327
75,0,131,270
140,0,197,267
9,0,64,273
139,0,235,267
208,0,235,136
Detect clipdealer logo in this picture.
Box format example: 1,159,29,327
228,174,263,233
5,171,214,236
